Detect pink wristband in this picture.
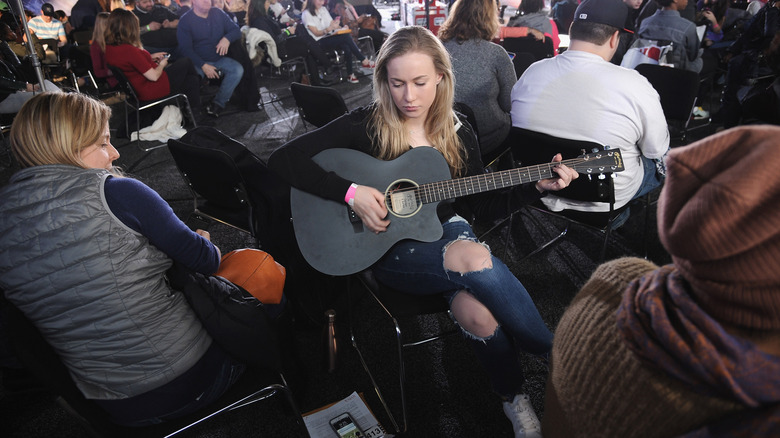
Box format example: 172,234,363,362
344,183,358,206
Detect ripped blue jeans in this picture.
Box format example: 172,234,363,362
372,216,552,399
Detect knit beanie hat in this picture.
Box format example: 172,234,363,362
658,126,780,330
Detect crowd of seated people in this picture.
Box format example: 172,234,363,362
105,8,201,112
301,0,372,84
2,2,780,437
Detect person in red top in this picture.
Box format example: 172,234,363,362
104,8,201,112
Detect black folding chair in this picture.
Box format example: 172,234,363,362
290,82,348,130
108,65,196,171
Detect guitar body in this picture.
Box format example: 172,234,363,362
290,147,452,276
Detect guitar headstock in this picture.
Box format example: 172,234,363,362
570,150,625,175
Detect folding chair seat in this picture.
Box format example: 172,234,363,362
348,270,458,434
107,65,196,171
290,82,348,130
0,292,310,438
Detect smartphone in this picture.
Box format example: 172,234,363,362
329,413,363,438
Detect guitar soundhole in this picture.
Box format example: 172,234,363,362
386,179,421,218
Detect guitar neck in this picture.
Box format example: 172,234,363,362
416,161,563,204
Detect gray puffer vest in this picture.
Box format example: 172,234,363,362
0,165,212,399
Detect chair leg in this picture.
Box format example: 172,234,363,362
348,278,405,433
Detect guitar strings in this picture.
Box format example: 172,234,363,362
384,156,612,204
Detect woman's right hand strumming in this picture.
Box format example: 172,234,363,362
352,185,390,234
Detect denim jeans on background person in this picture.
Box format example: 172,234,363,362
372,216,553,399
195,56,244,109
317,33,366,75
610,154,665,229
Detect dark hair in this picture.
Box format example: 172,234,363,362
305,0,318,15
246,0,268,25
569,21,618,45
105,8,142,48
655,0,674,7
520,0,544,14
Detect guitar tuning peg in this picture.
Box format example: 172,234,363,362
591,147,599,153
598,174,606,180
580,148,586,156
587,174,592,181
611,173,616,179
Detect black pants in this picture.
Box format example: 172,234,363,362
165,56,202,112
227,40,261,111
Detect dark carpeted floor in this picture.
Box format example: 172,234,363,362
0,13,724,436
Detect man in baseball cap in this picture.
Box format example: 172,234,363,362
574,0,633,33
26,2,68,63
40,2,56,17
511,0,669,224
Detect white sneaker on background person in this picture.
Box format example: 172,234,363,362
503,393,543,438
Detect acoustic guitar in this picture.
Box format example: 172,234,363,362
291,147,624,276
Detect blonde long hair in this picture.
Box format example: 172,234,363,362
369,26,465,176
91,11,110,52
11,93,112,170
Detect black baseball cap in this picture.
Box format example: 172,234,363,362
574,0,633,33
41,3,56,17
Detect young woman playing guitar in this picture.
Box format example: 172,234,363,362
268,26,578,438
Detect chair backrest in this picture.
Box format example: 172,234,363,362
501,37,554,62
71,29,92,46
635,63,699,124
107,65,140,104
507,127,615,204
168,127,255,230
0,291,305,437
0,293,119,435
290,82,348,128
38,38,60,61
512,52,536,78
453,101,479,141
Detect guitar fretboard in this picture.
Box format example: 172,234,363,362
407,155,618,204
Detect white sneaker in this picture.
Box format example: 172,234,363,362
502,394,542,438
693,106,710,120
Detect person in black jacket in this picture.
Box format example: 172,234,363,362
0,40,59,114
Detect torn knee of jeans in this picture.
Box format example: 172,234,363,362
442,238,493,274
457,320,500,343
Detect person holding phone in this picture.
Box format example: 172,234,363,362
302,0,372,84
105,8,202,114
268,26,578,438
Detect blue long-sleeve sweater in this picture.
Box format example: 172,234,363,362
176,7,242,68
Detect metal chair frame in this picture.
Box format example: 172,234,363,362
107,65,196,171
348,271,459,434
0,293,310,437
